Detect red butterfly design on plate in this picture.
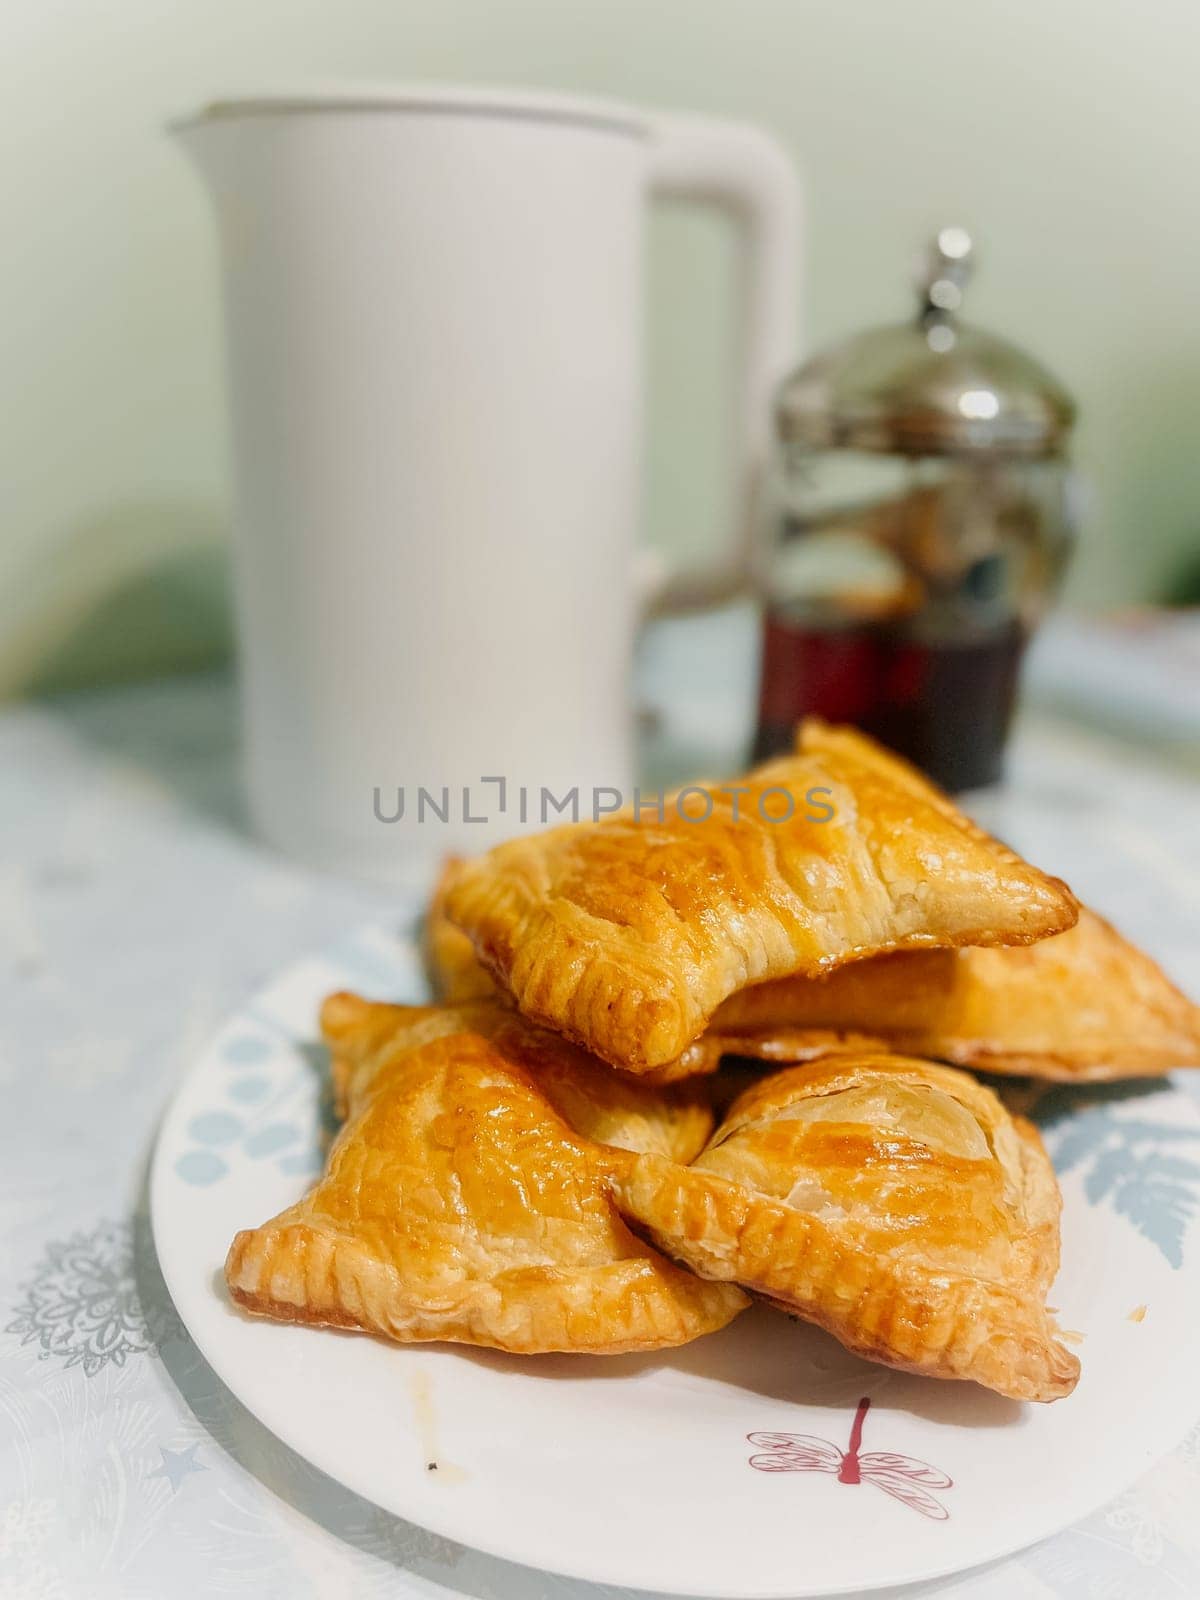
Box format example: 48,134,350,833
748,1397,954,1521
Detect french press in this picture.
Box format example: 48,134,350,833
753,228,1079,791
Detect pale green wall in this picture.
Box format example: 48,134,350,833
5,0,1200,695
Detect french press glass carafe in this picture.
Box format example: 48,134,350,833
753,228,1079,791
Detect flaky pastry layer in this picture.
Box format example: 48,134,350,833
444,721,1077,1073
226,997,745,1354
609,1053,1079,1402
712,907,1200,1081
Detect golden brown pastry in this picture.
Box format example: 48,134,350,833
424,857,499,1004
711,907,1200,1082
444,720,1078,1073
226,996,745,1354
321,994,717,1157
608,1054,1080,1402
426,856,883,1082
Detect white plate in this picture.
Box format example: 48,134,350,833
151,921,1200,1598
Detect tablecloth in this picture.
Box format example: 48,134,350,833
3,621,1200,1600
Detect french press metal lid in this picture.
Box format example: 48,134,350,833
776,227,1075,457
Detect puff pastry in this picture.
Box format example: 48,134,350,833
444,720,1078,1073
427,856,884,1081
320,994,714,1156
225,996,745,1354
425,858,499,1004
608,1053,1080,1401
712,907,1200,1082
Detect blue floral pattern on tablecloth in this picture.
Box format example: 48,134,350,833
6,1219,181,1376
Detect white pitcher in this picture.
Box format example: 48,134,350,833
173,85,800,880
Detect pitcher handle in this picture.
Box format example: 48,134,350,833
642,116,801,613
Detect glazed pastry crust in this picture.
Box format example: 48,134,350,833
608,1053,1079,1402
321,994,717,1159
712,907,1200,1082
426,858,885,1081
425,858,500,1004
444,720,1077,1073
226,996,744,1354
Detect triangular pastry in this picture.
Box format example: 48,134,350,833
608,1053,1080,1402
425,859,884,1082
711,907,1200,1082
444,721,1078,1073
225,996,745,1354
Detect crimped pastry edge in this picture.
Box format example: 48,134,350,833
604,1096,1078,1404
225,1219,748,1356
